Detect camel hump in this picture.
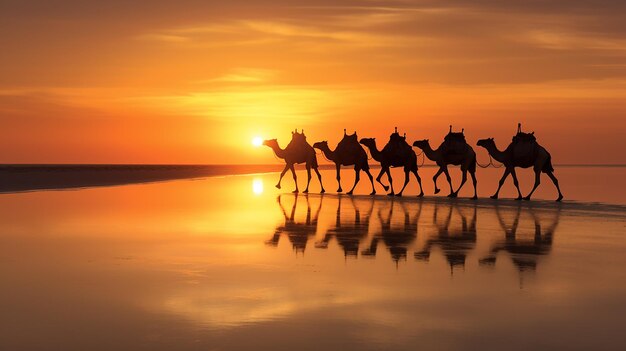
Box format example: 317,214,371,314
444,132,466,143
286,129,314,154
512,131,537,144
336,132,362,154
508,132,541,163
382,132,412,160
441,128,468,155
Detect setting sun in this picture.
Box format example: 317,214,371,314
252,137,263,147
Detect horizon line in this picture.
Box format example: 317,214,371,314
1,163,625,167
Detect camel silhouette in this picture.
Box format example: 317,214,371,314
313,129,376,195
263,129,325,193
414,202,477,274
476,124,563,201
412,126,478,199
266,194,321,253
359,128,424,197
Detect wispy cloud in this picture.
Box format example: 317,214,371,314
521,29,626,53
134,34,190,43
127,85,357,122
194,68,278,84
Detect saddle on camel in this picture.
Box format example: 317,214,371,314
385,127,412,158
335,129,361,156
507,123,543,167
441,125,468,155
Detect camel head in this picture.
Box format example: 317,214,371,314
359,137,376,148
312,141,329,150
412,139,430,150
476,138,495,149
262,138,279,148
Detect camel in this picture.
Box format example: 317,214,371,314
476,125,563,201
313,130,376,195
263,129,325,193
412,127,478,199
359,128,424,197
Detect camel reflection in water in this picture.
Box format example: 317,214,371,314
315,196,374,257
361,200,419,263
267,195,560,277
265,194,321,253
479,204,560,274
414,202,477,273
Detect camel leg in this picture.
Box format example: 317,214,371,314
396,168,410,197
524,169,541,200
313,167,325,193
546,171,563,201
347,168,360,195
443,167,455,197
303,165,312,193
276,164,290,189
510,168,523,200
386,168,395,196
412,168,424,197
470,170,478,200
433,167,444,194
335,163,343,193
454,169,468,198
492,168,511,199
364,168,376,195
289,165,298,193
375,167,389,191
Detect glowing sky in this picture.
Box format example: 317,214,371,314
1,0,625,164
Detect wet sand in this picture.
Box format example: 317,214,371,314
0,164,285,192
0,168,624,350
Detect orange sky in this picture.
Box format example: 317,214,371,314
1,0,625,164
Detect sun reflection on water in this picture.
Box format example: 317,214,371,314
252,178,264,195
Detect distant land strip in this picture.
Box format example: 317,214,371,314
0,164,624,194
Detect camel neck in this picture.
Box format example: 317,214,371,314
320,146,336,162
366,143,383,162
270,143,286,159
422,143,440,161
484,143,507,164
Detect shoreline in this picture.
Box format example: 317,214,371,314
1,165,624,211
299,192,626,217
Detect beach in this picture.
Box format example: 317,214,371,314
0,165,625,350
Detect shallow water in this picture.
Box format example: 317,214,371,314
0,169,625,350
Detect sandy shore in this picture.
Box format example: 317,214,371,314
0,164,287,193
1,165,624,217
314,193,626,218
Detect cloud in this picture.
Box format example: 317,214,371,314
197,68,278,84
134,34,190,43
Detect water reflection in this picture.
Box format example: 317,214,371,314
316,196,373,257
414,202,477,274
267,194,562,276
252,177,264,195
266,194,321,253
365,200,419,264
479,204,559,276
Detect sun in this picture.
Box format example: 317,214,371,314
252,136,263,147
